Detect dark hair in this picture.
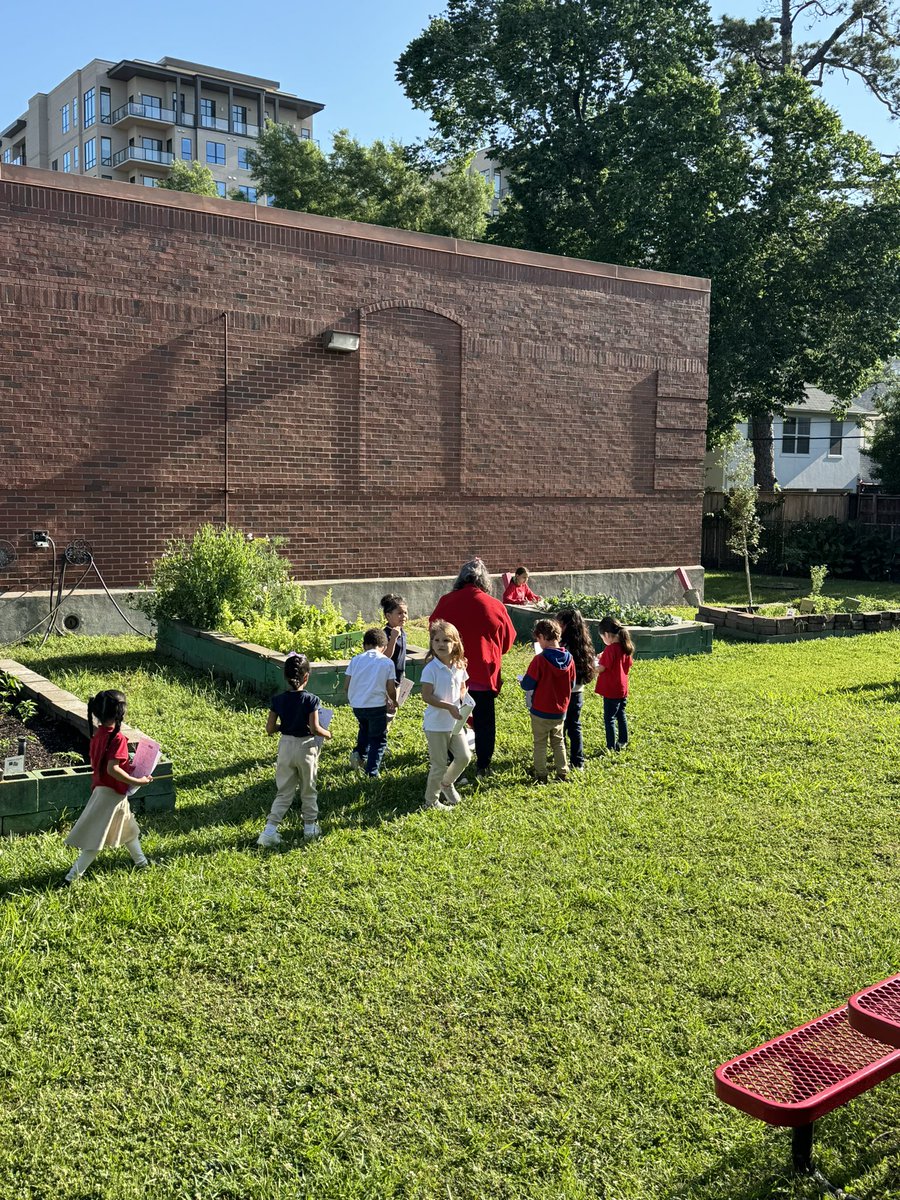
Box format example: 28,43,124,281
284,652,310,691
598,615,635,656
363,626,388,649
514,566,529,579
87,689,127,767
381,593,406,616
557,607,597,685
532,617,561,642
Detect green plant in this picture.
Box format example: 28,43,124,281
724,441,763,607
221,589,364,660
134,525,294,629
541,589,680,628
782,518,897,580
53,750,86,766
809,564,828,597
15,699,38,723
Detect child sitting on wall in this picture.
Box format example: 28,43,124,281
502,567,541,605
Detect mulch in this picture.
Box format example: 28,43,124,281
0,711,86,772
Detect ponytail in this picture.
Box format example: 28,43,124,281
284,651,310,691
87,689,127,761
598,615,635,657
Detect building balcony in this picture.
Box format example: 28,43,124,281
198,115,230,133
107,102,194,128
232,121,260,138
111,145,174,169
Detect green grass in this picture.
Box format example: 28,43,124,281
704,570,900,608
1,633,900,1199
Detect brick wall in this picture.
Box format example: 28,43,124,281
0,166,710,589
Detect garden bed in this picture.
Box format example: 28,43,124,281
0,658,175,835
504,604,714,659
156,619,427,703
697,604,900,642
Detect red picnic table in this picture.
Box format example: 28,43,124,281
848,973,900,1048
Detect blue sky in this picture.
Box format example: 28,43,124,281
2,0,897,154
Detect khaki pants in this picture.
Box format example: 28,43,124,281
424,729,472,804
530,714,568,779
268,735,320,826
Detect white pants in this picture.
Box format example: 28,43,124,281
268,735,320,826
424,729,472,804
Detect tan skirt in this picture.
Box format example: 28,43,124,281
65,786,140,851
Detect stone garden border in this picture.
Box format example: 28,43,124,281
155,620,428,703
0,658,175,835
504,604,714,659
697,604,900,643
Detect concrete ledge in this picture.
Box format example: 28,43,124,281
504,604,713,659
0,590,153,643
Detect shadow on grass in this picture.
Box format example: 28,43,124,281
839,681,900,704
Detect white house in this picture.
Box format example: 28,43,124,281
706,384,880,491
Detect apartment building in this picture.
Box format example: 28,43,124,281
469,148,508,215
0,56,323,203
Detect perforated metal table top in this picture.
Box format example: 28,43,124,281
849,974,900,1048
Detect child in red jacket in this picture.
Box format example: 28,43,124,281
502,567,541,605
595,616,634,752
521,618,576,782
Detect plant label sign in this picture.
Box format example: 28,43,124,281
2,754,25,777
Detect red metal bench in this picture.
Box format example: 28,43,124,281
715,1005,900,1194
848,974,900,1048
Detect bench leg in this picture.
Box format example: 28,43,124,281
791,1121,859,1199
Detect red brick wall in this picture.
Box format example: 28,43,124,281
0,167,709,589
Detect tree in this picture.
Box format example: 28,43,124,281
724,440,765,607
246,124,492,239
398,1,900,484
156,160,220,197
867,375,900,491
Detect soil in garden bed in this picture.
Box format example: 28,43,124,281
0,712,87,771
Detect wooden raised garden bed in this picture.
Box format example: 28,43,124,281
155,620,427,703
504,604,714,659
0,659,175,836
697,605,900,643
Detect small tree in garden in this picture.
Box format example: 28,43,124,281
725,440,764,607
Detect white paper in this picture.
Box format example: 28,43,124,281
517,675,533,712
314,707,334,749
127,737,161,796
395,677,414,707
451,696,476,735
533,641,542,656
3,754,25,777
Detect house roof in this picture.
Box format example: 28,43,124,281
787,384,877,417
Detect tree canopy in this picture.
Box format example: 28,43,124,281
398,0,900,482
155,160,220,197
246,126,492,240
867,374,900,490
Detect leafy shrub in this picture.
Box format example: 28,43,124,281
134,525,294,629
782,518,897,580
0,671,39,723
540,589,680,628
221,590,364,661
809,564,828,596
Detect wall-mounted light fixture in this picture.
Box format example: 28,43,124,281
323,330,360,353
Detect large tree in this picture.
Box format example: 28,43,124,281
156,160,219,197
398,1,900,485
246,125,492,240
867,374,900,490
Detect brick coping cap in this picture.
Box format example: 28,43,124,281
0,163,710,294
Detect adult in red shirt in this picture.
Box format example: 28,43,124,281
430,558,516,777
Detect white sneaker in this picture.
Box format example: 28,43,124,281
349,750,365,773
256,826,282,848
440,784,463,806
303,822,321,841
423,797,452,811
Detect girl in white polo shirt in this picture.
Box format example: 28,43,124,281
419,620,472,810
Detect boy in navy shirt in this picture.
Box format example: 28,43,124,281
521,618,576,782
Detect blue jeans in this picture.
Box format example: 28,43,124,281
564,689,585,767
353,706,388,776
602,697,628,751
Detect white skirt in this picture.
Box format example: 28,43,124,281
65,786,140,851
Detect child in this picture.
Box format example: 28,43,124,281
382,594,408,689
502,566,541,605
344,627,397,778
521,617,576,782
257,652,332,848
557,606,597,769
63,689,154,883
419,620,472,810
595,616,634,752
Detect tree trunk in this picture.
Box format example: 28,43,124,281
749,412,777,489
780,0,792,70
743,539,754,609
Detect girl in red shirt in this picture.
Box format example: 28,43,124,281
63,689,154,883
595,616,634,752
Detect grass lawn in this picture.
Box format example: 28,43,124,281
704,570,900,608
1,632,899,1199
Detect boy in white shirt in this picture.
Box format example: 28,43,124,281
344,627,397,778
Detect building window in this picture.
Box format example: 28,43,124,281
172,92,186,115
2,149,9,164
142,176,157,187
61,103,70,133
828,419,844,457
142,136,162,152
201,98,216,120
141,94,162,116
206,140,225,165
100,136,112,166
100,88,111,122
782,416,811,455
232,104,248,133
51,159,58,170
239,185,257,202
181,137,192,161
63,150,71,172
84,138,96,170
215,181,227,197
493,170,502,198
73,145,79,170
72,95,78,128
238,147,250,169
102,174,112,179
300,128,311,140
84,88,95,127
